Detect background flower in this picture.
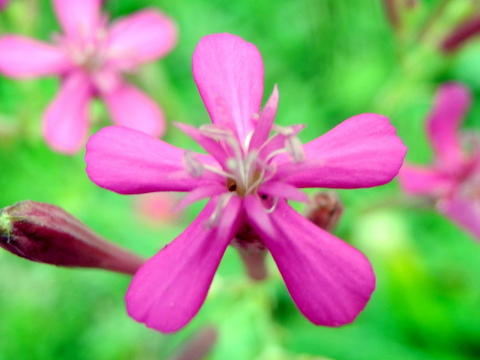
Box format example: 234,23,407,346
0,0,177,153
399,83,480,240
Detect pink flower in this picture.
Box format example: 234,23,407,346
0,0,9,11
85,33,407,332
399,83,480,240
0,0,177,153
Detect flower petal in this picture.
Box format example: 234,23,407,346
43,72,92,154
398,164,455,196
102,82,165,137
274,113,407,189
0,36,71,78
126,197,242,333
52,0,102,41
192,33,264,142
175,122,229,166
106,9,177,66
439,197,480,241
258,181,309,203
427,83,470,166
249,85,279,150
85,126,221,194
174,184,227,212
247,200,375,326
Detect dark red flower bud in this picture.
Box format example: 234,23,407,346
441,15,480,53
305,192,344,232
0,200,145,275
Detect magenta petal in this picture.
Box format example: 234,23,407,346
107,9,177,66
427,83,470,166
0,36,71,78
85,126,220,194
126,197,242,333
174,184,227,212
102,83,165,137
53,0,101,41
243,195,275,238
398,164,454,196
274,113,407,189
438,197,480,241
193,33,264,141
175,122,228,166
249,85,279,150
248,200,375,326
43,72,92,154
258,181,309,203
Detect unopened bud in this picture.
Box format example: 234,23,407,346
305,192,344,232
441,15,480,53
0,200,145,275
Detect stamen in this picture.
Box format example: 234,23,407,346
244,129,254,148
285,135,305,163
183,150,205,178
244,151,260,191
204,164,235,180
264,197,279,213
272,124,295,136
204,193,234,229
264,148,288,163
199,124,234,139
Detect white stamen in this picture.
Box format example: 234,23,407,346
272,124,295,136
264,148,288,163
285,135,305,163
183,150,205,178
204,193,234,229
204,164,235,180
199,124,234,139
244,129,254,148
265,197,279,213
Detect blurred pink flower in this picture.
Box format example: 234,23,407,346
0,0,177,153
0,0,9,11
399,83,480,240
134,193,182,226
85,33,407,332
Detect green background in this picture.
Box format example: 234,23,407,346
1,0,480,359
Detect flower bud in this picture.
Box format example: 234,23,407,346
0,200,145,275
305,192,344,232
441,15,480,53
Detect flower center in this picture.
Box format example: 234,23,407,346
183,122,305,198
65,30,109,73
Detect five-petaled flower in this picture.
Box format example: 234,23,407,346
0,0,177,153
85,33,407,333
399,83,480,240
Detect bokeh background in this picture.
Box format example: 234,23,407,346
1,0,480,359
